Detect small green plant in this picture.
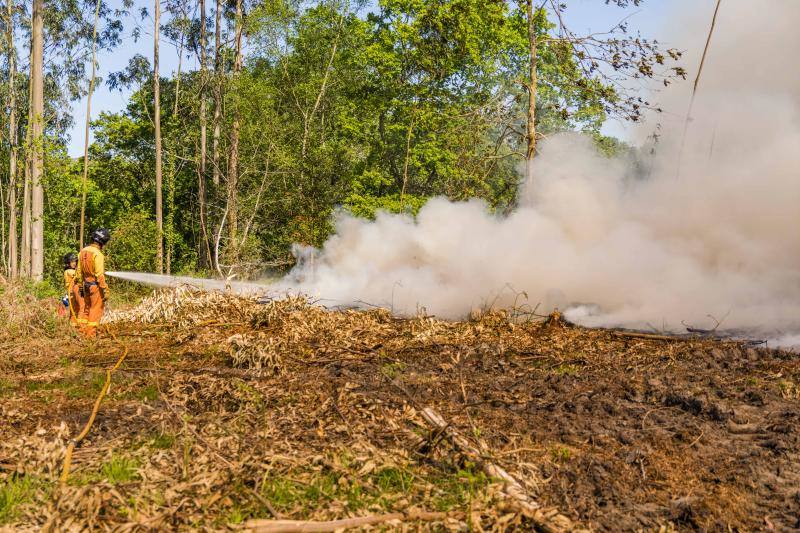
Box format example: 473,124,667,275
550,446,572,463
137,384,159,402
0,379,16,397
553,363,580,376
66,373,106,400
778,380,799,399
374,467,412,493
234,381,264,409
101,456,140,484
22,279,60,299
429,464,489,511
149,432,176,450
380,361,407,379
0,476,38,524
226,507,246,525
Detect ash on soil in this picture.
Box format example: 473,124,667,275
1,288,799,531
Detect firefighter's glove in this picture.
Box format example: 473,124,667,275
101,288,110,302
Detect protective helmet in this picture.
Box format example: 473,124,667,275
90,227,111,245
63,252,77,268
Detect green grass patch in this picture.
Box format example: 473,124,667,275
380,361,407,379
123,383,159,403
23,372,106,401
0,378,17,397
234,381,264,409
258,461,491,517
429,464,489,512
149,432,176,450
226,507,246,525
550,446,572,463
374,467,412,493
261,469,378,515
101,455,141,484
66,373,107,400
0,475,42,524
552,363,580,376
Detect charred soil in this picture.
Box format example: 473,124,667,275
1,287,799,531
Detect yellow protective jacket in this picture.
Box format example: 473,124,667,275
63,268,76,293
74,244,109,290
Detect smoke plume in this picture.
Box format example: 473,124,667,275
281,0,800,340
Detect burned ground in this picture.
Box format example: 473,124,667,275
1,287,799,531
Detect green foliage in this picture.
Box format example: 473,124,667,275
550,445,572,463
344,193,427,219
429,463,490,511
100,456,141,484
4,0,639,280
0,476,42,524
105,211,158,272
21,279,60,299
148,432,176,450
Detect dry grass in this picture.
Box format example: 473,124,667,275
1,286,799,531
0,281,72,344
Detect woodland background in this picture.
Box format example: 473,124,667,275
0,0,682,286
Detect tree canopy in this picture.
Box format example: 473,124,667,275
0,0,682,284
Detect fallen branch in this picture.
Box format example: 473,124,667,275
419,407,579,533
243,510,458,532
612,331,686,342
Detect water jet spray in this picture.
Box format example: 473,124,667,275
106,271,272,295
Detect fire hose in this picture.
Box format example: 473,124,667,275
59,326,129,484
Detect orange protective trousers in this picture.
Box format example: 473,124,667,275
69,284,83,326
78,284,104,338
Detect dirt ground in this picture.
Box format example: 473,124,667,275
1,288,799,531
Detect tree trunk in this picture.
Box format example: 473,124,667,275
79,0,101,250
212,0,222,187
154,0,164,274
227,0,242,247
173,24,184,116
6,0,17,278
525,0,537,183
20,63,33,278
20,163,29,276
0,165,5,274
29,0,44,281
198,0,210,268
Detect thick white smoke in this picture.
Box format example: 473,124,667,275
281,0,800,338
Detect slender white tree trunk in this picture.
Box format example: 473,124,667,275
79,0,101,249
212,0,222,187
29,0,44,281
6,0,18,278
227,0,242,246
525,0,537,183
154,0,164,273
198,0,210,268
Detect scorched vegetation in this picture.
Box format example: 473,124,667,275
1,284,799,530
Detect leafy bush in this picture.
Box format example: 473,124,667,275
0,282,70,342
105,211,158,273
344,193,428,219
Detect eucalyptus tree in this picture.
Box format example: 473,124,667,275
518,0,685,182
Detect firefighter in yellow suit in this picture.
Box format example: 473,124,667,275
62,252,81,326
74,228,111,338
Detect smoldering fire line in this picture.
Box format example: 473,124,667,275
110,2,800,349
275,1,800,343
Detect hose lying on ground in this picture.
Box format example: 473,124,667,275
59,326,129,484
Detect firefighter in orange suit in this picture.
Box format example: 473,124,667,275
62,252,81,326
74,228,111,338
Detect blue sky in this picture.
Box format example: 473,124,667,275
64,0,698,156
